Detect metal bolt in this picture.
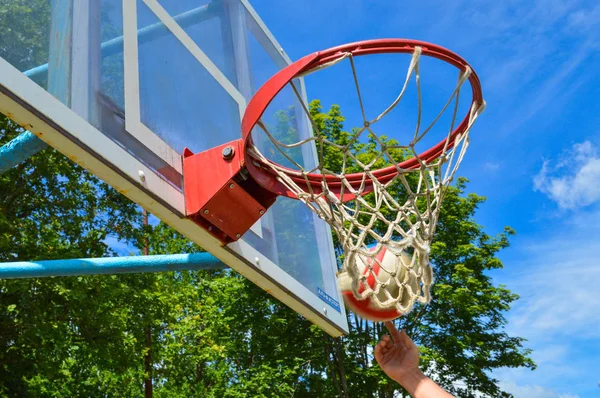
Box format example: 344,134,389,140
222,145,235,160
254,257,260,266
259,210,265,215
203,209,209,214
138,170,146,182
229,183,235,189
323,307,328,315
235,233,241,238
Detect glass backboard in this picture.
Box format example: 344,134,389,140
0,0,348,336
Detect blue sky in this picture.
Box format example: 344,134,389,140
250,0,600,397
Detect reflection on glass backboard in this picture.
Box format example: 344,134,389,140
0,0,348,336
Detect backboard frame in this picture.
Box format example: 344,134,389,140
0,0,348,337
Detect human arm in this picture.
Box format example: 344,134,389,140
375,321,454,398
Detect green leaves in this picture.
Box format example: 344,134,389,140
0,90,533,397
302,102,535,397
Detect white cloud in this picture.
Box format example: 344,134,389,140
499,380,579,398
533,141,600,209
491,208,600,395
506,238,600,340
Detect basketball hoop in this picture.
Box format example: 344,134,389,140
239,39,486,319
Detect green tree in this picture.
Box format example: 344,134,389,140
0,0,51,74
303,100,535,397
0,93,533,398
0,116,148,396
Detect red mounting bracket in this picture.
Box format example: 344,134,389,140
183,139,278,244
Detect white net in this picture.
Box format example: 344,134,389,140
248,46,485,314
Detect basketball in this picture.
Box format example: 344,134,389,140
338,246,418,322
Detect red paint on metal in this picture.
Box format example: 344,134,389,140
241,38,484,201
183,140,277,243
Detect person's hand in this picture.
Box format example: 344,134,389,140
375,322,454,397
374,321,420,384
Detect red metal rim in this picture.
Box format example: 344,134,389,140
241,39,484,200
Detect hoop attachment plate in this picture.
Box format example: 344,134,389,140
183,140,277,243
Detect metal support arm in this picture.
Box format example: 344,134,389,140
0,253,227,279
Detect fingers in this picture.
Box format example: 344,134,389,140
375,337,391,364
378,334,401,354
374,339,384,362
384,321,403,342
384,321,416,351
377,335,394,351
378,335,390,352
398,329,418,351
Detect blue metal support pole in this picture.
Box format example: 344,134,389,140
23,3,215,82
0,4,215,175
0,132,49,174
0,253,228,279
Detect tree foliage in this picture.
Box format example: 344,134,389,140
1,90,533,397
0,0,51,73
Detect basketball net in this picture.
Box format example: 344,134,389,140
247,46,485,314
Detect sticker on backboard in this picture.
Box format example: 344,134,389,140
318,287,341,312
